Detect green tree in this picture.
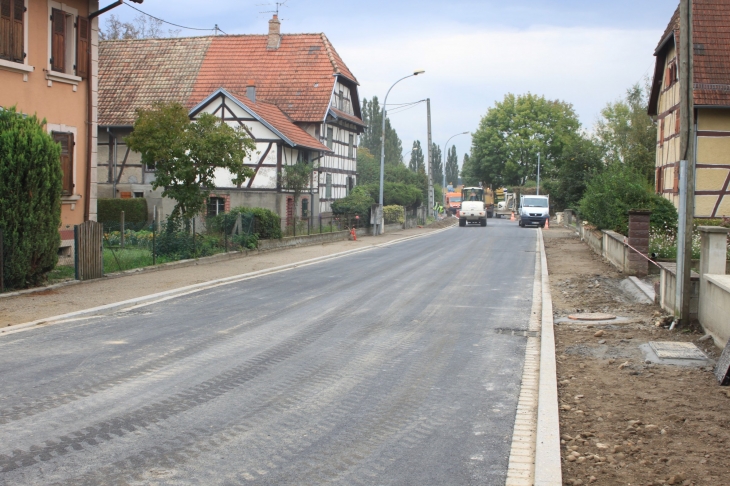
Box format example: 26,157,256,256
445,146,459,187
281,161,313,218
431,143,443,185
361,97,404,165
544,137,604,211
126,102,256,220
0,107,62,289
331,186,374,217
356,147,379,185
409,140,425,172
461,153,478,186
470,93,582,187
594,82,657,184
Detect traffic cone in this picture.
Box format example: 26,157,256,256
510,212,515,221
350,227,357,241
545,218,550,230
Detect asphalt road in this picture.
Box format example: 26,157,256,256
0,219,538,485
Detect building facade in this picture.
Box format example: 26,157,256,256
649,2,730,218
1,0,101,257
97,16,364,226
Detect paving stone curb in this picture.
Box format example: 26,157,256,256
1,224,455,337
534,228,563,485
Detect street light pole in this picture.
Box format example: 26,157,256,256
441,131,470,209
377,70,425,235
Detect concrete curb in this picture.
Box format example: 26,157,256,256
1,224,455,337
534,229,563,485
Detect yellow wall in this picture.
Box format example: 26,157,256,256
0,0,97,235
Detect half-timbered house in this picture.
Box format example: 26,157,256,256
97,15,364,227
649,2,730,218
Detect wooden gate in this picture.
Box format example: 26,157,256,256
74,221,103,280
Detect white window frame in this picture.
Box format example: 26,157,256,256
46,122,80,203
46,0,81,85
0,0,32,75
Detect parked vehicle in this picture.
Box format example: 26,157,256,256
458,187,488,227
494,189,517,219
519,194,550,227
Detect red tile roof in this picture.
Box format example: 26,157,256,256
99,32,361,126
650,1,730,111
99,37,212,126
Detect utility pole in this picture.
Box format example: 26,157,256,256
676,0,695,325
537,152,541,195
426,98,434,217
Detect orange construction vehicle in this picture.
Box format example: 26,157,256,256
445,192,462,216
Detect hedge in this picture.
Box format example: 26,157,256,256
0,107,62,289
97,198,148,229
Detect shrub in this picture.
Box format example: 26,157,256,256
97,198,148,229
0,107,62,289
578,164,652,234
383,205,405,224
650,194,678,233
206,206,282,242
331,186,374,217
362,182,423,208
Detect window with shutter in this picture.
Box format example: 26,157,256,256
656,167,663,193
675,111,680,134
673,162,679,194
76,16,89,78
660,119,665,147
326,127,333,149
348,134,354,158
53,132,74,195
1,0,24,62
325,173,332,199
51,8,66,72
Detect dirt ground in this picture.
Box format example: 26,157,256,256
0,221,454,328
544,225,730,486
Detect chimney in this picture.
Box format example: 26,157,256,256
246,80,256,103
267,15,281,49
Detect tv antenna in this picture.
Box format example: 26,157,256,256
258,0,289,17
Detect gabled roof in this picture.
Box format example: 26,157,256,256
189,88,332,153
649,1,730,114
99,32,362,126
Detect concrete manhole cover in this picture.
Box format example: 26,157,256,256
568,313,617,321
649,341,707,360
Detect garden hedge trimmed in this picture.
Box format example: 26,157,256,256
97,198,148,229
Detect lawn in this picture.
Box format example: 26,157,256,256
103,248,155,273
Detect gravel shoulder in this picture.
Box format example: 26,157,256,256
0,222,454,328
544,225,728,486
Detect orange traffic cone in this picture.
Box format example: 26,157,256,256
545,218,550,230
510,212,515,221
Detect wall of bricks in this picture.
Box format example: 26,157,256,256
627,210,651,277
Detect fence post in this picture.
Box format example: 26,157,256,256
0,228,4,292
120,210,125,248
152,205,157,266
319,214,322,234
74,225,79,280
224,214,228,252
192,217,196,257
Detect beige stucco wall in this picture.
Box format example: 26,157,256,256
0,0,99,237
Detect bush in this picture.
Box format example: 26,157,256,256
650,194,678,233
362,182,423,208
206,206,282,242
383,205,405,224
97,198,148,229
0,107,62,289
578,164,652,234
331,186,374,217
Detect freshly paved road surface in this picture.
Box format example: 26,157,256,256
0,219,538,485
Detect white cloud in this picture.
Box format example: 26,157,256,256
337,24,659,164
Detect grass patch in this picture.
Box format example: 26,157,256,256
47,265,75,284
103,248,155,273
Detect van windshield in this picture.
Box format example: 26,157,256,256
523,197,548,208
449,197,462,202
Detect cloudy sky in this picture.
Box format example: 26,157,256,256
107,0,678,167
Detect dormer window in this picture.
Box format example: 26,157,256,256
0,0,26,63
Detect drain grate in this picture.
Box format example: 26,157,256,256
494,328,539,338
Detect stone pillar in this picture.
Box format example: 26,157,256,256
699,226,729,277
627,209,651,276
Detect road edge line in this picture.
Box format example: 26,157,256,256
505,232,542,485
534,228,563,485
1,224,455,337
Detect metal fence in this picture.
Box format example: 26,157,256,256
284,214,368,237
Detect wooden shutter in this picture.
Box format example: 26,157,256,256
54,132,74,195
76,16,89,78
665,67,671,88
675,111,680,134
1,0,11,60
656,167,663,193
10,0,21,61
51,8,65,72
673,162,679,194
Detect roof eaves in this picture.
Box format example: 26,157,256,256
654,30,676,56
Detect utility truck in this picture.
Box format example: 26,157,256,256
494,188,517,218
458,187,488,227
519,194,550,227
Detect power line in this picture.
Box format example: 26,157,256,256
123,2,225,33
